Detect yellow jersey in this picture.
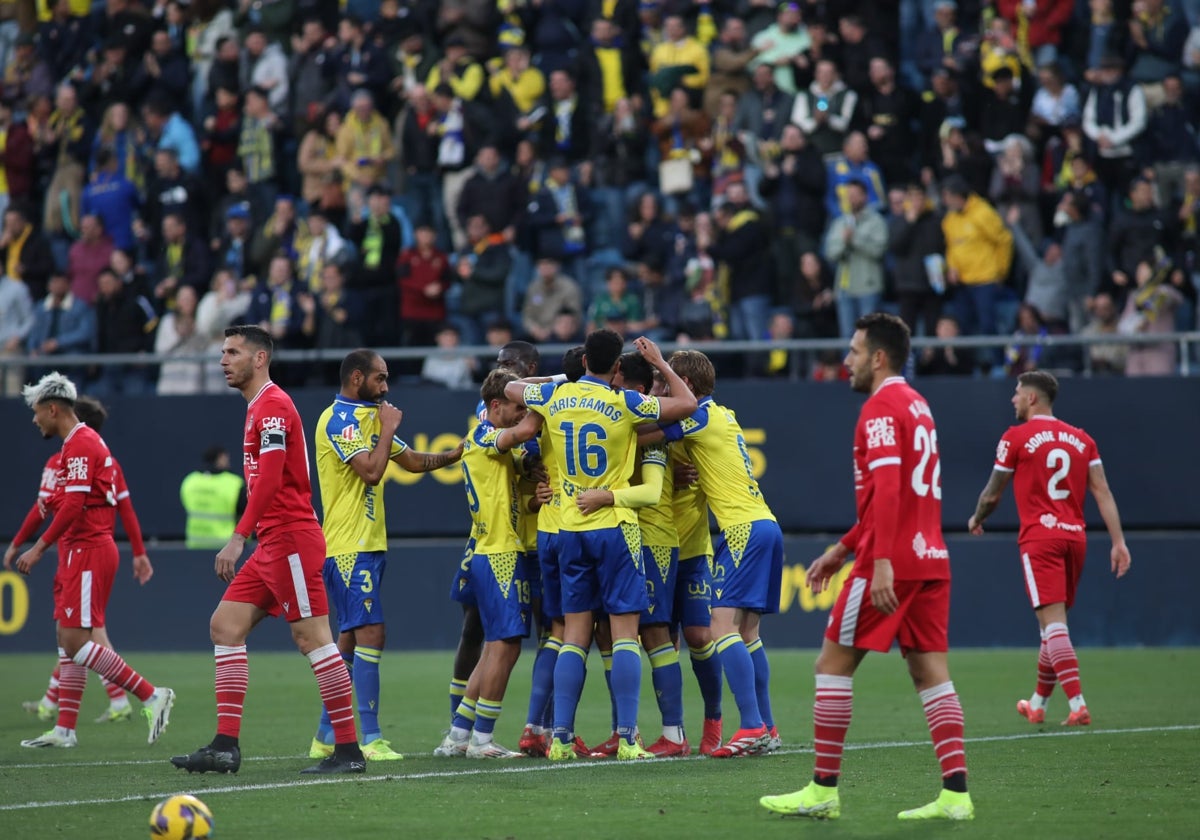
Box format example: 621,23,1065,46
636,443,678,548
670,444,713,560
513,441,540,553
316,396,409,556
461,423,521,556
535,425,562,534
669,396,775,531
524,376,662,532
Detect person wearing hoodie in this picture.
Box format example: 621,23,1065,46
240,27,290,117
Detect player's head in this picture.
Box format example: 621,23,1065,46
846,313,910,393
480,369,526,429
613,351,653,394
22,371,78,439
340,349,388,403
668,349,715,398
650,368,670,398
562,345,585,382
496,341,539,377
74,395,108,432
1014,369,1058,420
583,328,623,377
221,325,273,391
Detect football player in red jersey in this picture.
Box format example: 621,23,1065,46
9,396,154,725
9,373,175,749
968,370,1131,727
760,313,973,822
170,326,365,776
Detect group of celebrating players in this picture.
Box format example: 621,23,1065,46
6,312,1131,821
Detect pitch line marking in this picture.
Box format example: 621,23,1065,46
3,724,1196,812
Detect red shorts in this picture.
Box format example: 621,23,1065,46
222,527,329,622
54,541,119,629
826,576,949,655
1020,537,1086,610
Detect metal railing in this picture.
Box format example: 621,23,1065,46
2,331,1197,378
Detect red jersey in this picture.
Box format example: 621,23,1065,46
40,423,119,547
237,381,319,540
849,377,950,582
994,415,1100,543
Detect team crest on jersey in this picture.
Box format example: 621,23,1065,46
340,425,359,442
865,417,896,449
996,440,1010,462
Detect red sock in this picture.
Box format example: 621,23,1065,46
215,644,249,739
920,681,967,780
55,656,87,730
812,674,853,781
1044,622,1082,700
309,643,357,745
102,677,127,702
74,641,154,702
46,661,62,706
1035,638,1056,699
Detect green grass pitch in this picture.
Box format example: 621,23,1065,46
2,648,1198,839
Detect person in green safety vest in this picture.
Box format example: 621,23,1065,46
180,447,246,550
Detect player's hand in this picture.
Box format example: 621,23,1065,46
378,401,403,433
576,489,614,515
446,440,465,464
215,535,245,583
534,481,554,506
1111,542,1131,579
132,554,154,585
673,460,699,487
15,546,44,575
968,515,984,535
524,459,549,485
2,544,17,570
806,544,848,594
870,559,899,615
634,336,664,367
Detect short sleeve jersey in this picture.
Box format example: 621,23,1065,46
851,377,950,581
666,397,774,531
57,423,119,545
994,415,1100,543
635,443,678,548
315,395,410,555
523,376,661,532
243,382,320,537
461,423,522,555
670,444,713,560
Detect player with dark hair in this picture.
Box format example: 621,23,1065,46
505,331,697,760
437,370,545,757
11,396,154,726
308,349,463,762
171,326,365,775
646,349,784,757
761,313,973,821
577,352,688,756
10,374,174,749
968,370,1130,726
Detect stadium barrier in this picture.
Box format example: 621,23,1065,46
2,377,1198,541
2,534,1195,652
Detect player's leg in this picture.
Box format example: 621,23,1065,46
522,532,562,755
449,537,483,723
1037,601,1088,723
1031,541,1089,725
24,657,60,721
56,545,174,745
311,627,356,757
589,615,620,754
641,622,687,756
90,626,132,722
22,622,86,748
439,646,487,755
676,554,723,754
599,524,652,760
1019,621,1057,724
729,520,784,753
897,580,973,821
468,638,524,758
740,611,778,750
312,555,358,755
547,531,597,759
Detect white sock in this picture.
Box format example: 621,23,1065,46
527,724,543,735
1029,694,1048,711
471,730,494,745
54,725,73,738
40,697,57,710
662,725,684,744
449,725,470,741
1068,694,1086,713
110,695,131,710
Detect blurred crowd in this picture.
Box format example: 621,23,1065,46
0,0,1198,396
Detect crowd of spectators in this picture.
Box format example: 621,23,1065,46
0,0,1198,395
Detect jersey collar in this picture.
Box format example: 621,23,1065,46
874,376,906,395
579,374,610,387
63,421,86,443
698,395,715,406
333,394,379,408
247,380,276,408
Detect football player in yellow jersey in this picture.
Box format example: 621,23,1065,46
577,352,689,757
436,370,544,758
643,349,785,757
655,368,725,756
310,350,463,761
505,330,697,761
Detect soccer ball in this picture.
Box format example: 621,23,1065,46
149,794,214,839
